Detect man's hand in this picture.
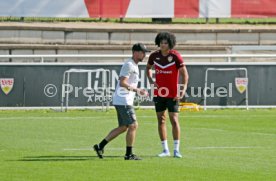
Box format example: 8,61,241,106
151,82,159,89
137,88,149,97
173,89,186,101
173,96,183,102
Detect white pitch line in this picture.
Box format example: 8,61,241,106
0,114,276,120
64,146,263,151
0,116,149,120
63,148,92,151
0,116,111,120
191,127,227,132
188,146,261,150
250,132,276,136
190,127,276,136
63,147,124,151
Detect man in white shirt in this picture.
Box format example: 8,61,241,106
94,43,150,160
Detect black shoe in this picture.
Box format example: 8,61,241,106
124,154,142,160
93,144,104,159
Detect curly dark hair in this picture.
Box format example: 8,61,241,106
155,31,176,49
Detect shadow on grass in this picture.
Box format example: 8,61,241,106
10,155,156,162
13,155,123,162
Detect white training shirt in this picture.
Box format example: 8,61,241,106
112,58,140,106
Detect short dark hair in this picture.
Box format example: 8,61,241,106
155,32,176,49
132,43,150,53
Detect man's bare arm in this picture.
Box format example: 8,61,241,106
174,66,189,101
119,77,148,96
146,63,159,88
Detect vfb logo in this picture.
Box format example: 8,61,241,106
0,78,14,95
235,78,248,94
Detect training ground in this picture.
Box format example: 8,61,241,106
0,109,275,181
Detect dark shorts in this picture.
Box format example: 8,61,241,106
153,96,179,113
114,105,137,126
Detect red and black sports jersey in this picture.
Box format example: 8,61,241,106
148,50,185,98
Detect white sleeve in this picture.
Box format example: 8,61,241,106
119,63,132,78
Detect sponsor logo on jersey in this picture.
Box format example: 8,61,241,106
156,69,172,74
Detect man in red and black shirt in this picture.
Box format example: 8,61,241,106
146,32,189,158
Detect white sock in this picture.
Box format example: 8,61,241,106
174,140,180,152
161,140,169,152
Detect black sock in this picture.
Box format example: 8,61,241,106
126,146,132,156
99,139,108,150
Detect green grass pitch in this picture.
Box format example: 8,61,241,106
0,109,275,181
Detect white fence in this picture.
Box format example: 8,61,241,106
1,54,276,110
1,54,276,63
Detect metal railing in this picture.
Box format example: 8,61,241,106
1,54,276,63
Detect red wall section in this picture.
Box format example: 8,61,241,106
174,0,199,18
84,0,130,18
232,0,276,17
